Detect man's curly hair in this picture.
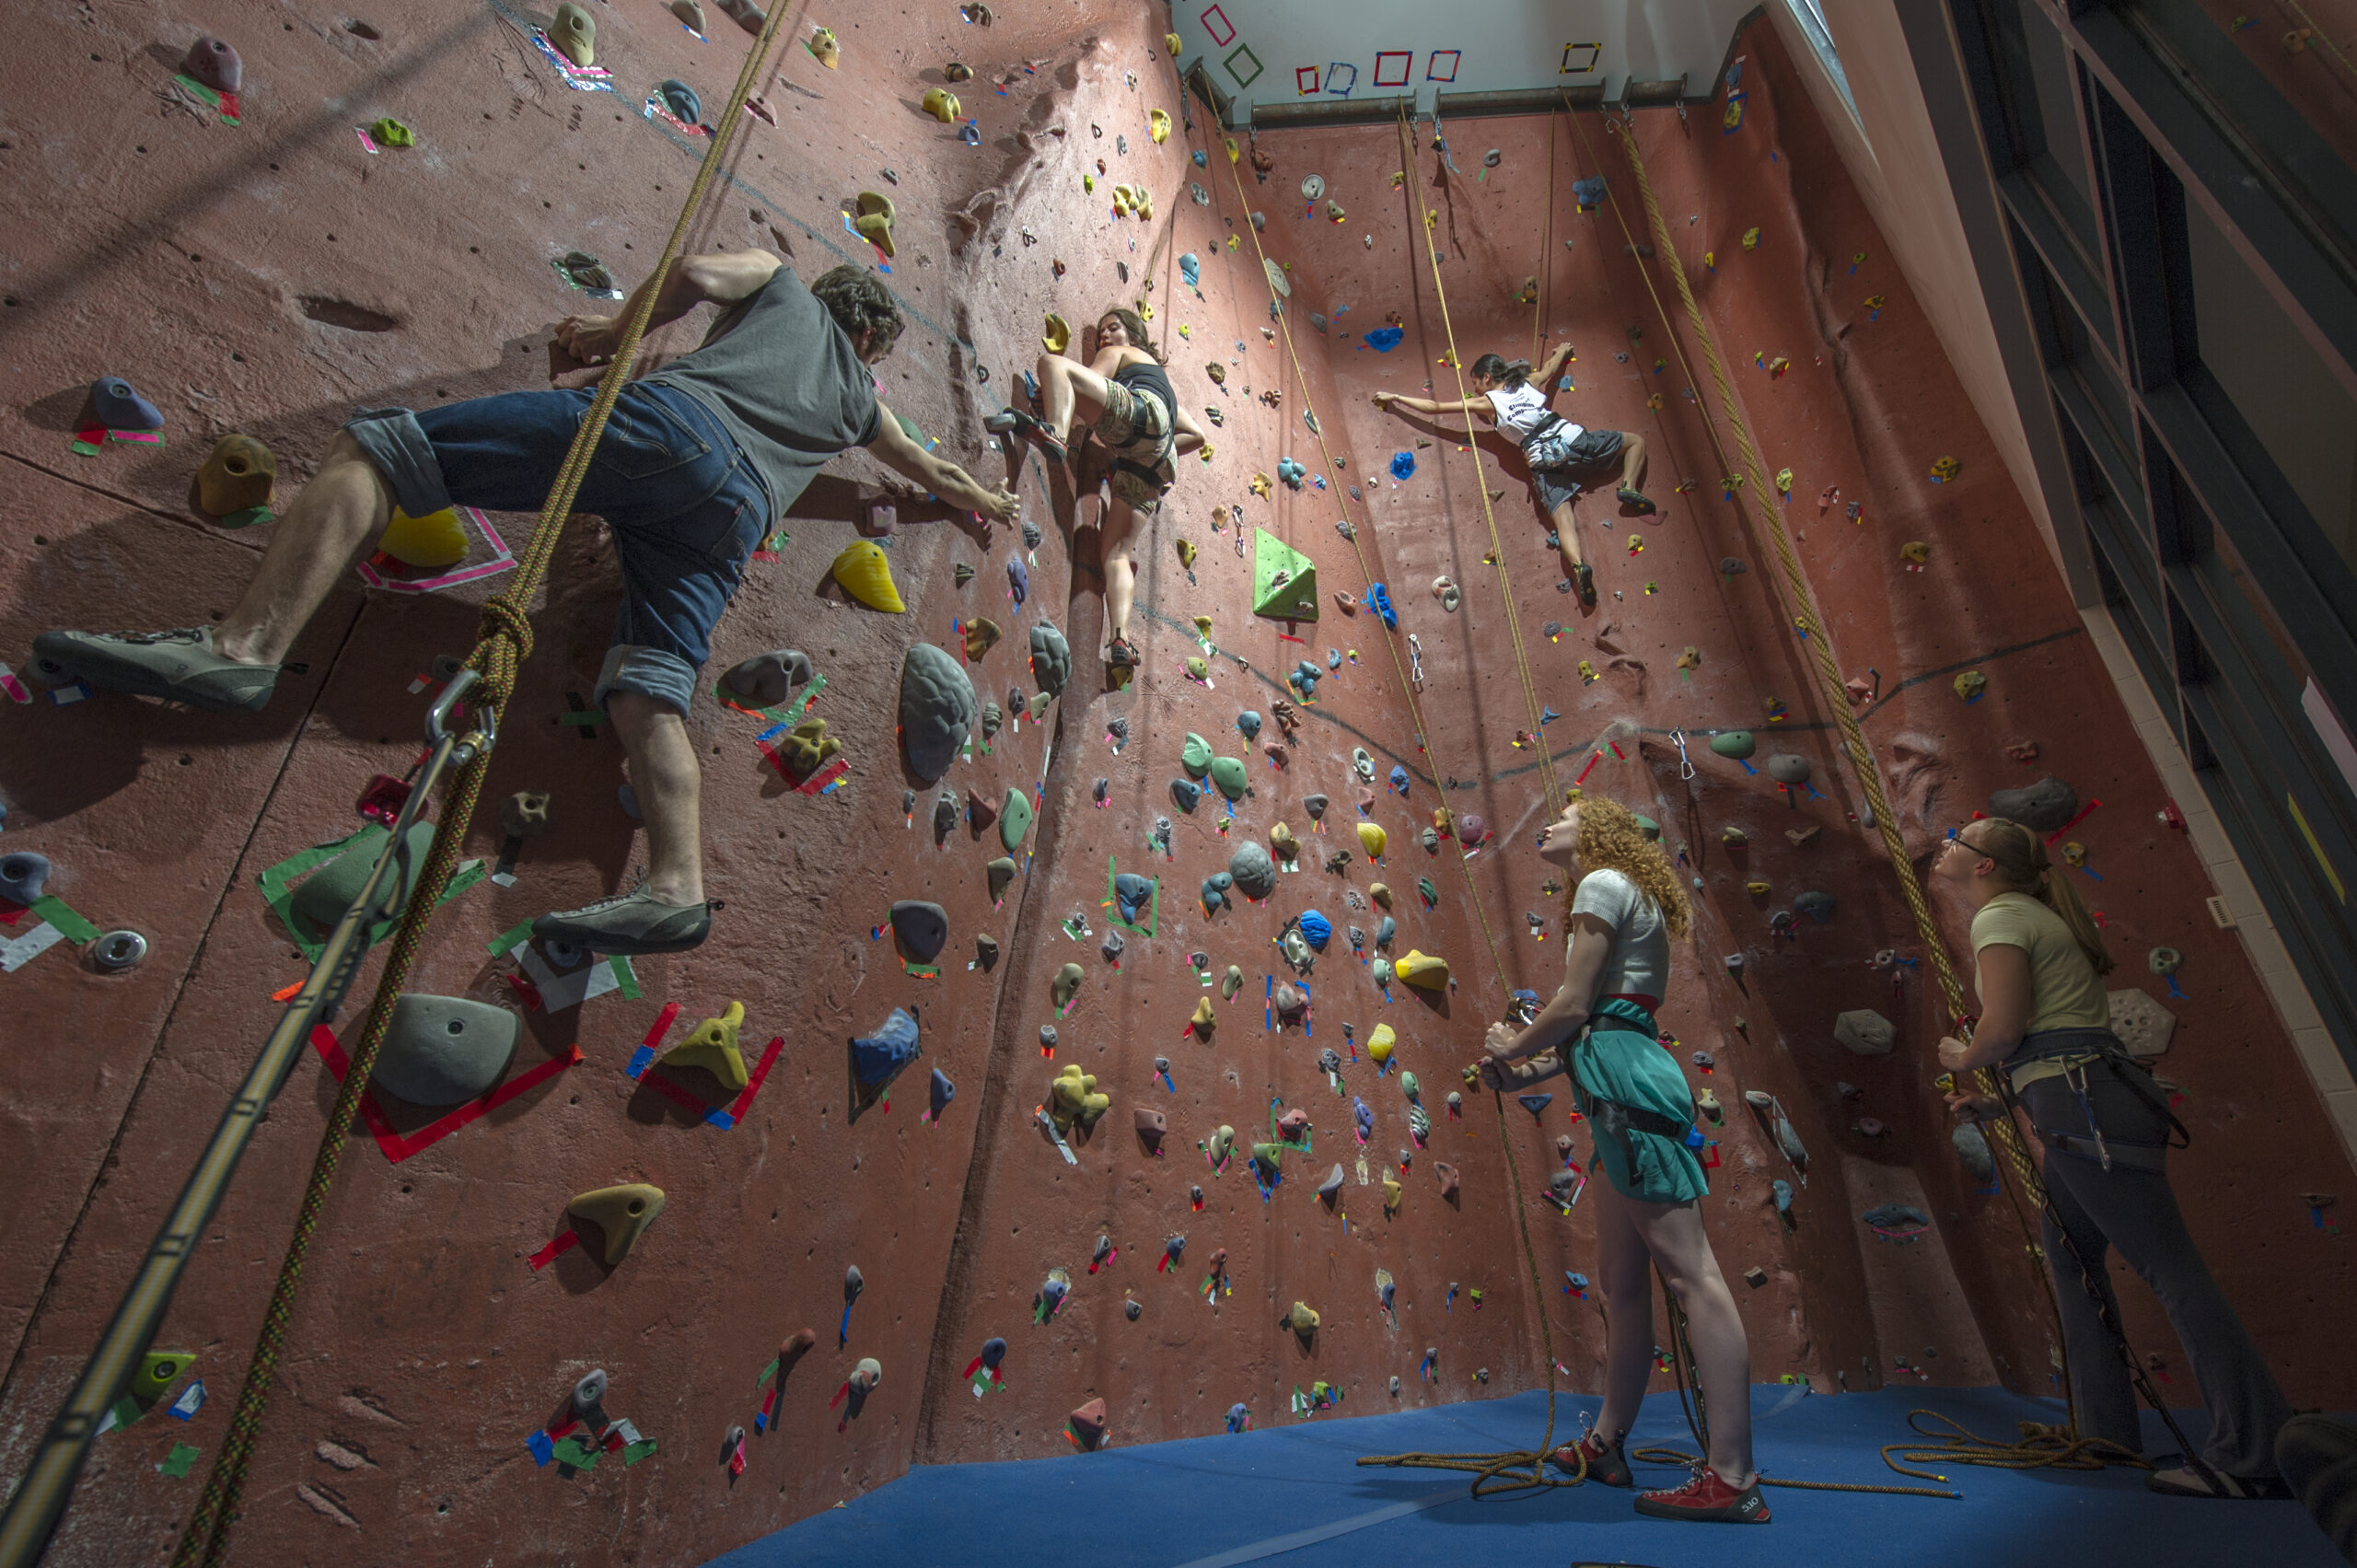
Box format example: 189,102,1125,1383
1562,794,1690,937
811,263,905,354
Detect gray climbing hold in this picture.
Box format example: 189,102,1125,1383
2107,987,2176,1059
1765,753,1811,784
1376,914,1397,947
889,900,949,963
980,701,1003,738
1353,749,1375,783
1711,730,1756,759
1318,1163,1346,1198
1029,621,1072,697
1303,794,1328,820
1237,710,1261,740
975,934,999,970
933,791,958,841
1229,840,1277,900
930,1067,956,1117
1101,929,1124,962
292,821,434,938
1989,775,2078,833
899,644,977,783
1022,517,1042,551
1834,1008,1895,1056
1952,1122,1995,1184
1039,1025,1057,1049
0,850,52,906
1793,890,1836,923
724,648,812,707
657,78,702,124
1171,778,1202,812
372,994,518,1107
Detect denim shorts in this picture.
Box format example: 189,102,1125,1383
344,384,771,716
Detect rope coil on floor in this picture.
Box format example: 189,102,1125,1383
167,8,798,1564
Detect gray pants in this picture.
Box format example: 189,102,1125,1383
2024,1069,2291,1476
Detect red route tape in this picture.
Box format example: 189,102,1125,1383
528,1228,581,1271
309,1026,585,1164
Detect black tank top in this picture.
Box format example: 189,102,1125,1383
1113,358,1175,414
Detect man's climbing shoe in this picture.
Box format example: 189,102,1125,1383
30,626,277,712
1106,635,1140,669
1617,485,1656,514
1632,1466,1770,1523
1550,1429,1632,1488
535,888,712,955
1571,560,1596,608
2145,1460,2292,1500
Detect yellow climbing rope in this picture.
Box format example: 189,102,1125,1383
1212,121,1583,1500
167,7,799,1565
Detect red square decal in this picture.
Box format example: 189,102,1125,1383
1374,51,1411,87
1296,64,1321,95
1200,4,1234,47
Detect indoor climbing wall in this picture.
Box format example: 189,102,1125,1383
1,1,2351,1565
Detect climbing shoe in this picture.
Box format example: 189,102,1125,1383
1106,635,1140,668
1571,560,1596,608
1632,1465,1770,1523
535,888,712,955
988,407,1068,466
1550,1429,1632,1488
1617,485,1656,514
2145,1460,2292,1500
30,625,277,712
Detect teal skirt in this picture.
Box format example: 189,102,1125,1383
1570,1003,1708,1205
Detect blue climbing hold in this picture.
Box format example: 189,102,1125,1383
853,1007,922,1086
1366,583,1397,628
1237,710,1261,740
1517,1093,1553,1115
1364,326,1403,353
656,78,702,124
1298,910,1331,950
1327,647,1341,670
981,1336,1008,1367
1388,763,1409,794
1179,251,1200,287
1773,1179,1795,1213
1193,148,1209,168
929,1066,956,1117
1278,457,1306,489
1389,450,1416,481
1573,175,1607,209
1354,1098,1375,1138
1171,778,1202,812
1376,915,1396,947
1007,555,1028,605
86,377,163,433
1115,871,1155,923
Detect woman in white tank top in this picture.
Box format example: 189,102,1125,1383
1372,350,1653,610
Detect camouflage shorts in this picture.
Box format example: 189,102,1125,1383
1097,380,1174,514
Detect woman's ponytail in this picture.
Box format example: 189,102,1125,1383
1980,818,2115,975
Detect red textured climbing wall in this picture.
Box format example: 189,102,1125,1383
0,2,2349,1563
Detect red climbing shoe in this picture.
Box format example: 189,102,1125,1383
1105,635,1140,668
987,407,1069,466
1550,1429,1631,1488
1633,1465,1771,1523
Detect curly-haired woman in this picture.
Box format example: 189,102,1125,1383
1478,794,1764,1524
1000,308,1206,669
1372,349,1651,609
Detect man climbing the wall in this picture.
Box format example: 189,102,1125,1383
1372,349,1652,608
33,254,1018,955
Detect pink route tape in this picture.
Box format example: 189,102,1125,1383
354,507,516,594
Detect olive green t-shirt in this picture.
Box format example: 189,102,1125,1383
1971,891,2109,1090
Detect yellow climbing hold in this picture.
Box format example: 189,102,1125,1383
379,506,470,568
1741,226,1761,250
1149,108,1171,144
1049,1063,1109,1130
1043,312,1073,354
807,26,840,67
1383,1176,1403,1214
1954,669,1987,701
1270,822,1301,864
1177,538,1198,568
1369,882,1392,910
1250,472,1272,498
1899,540,1931,565
1192,614,1213,639
1225,136,1240,164
831,540,905,612
1396,950,1449,992
662,1001,748,1090
922,87,961,123
1164,30,1181,54
1357,822,1387,859
853,191,897,257
962,616,1002,660
1366,1023,1396,1063
1190,996,1216,1039
567,1183,666,1266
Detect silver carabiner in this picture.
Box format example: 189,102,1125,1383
1670,727,1695,780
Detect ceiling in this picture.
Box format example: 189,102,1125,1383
1168,0,1761,122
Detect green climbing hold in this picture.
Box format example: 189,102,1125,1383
1181,733,1213,778
1632,814,1661,841
1710,730,1756,759
1418,876,1439,906
987,856,1016,900
1209,755,1248,802
1000,787,1034,853
1252,528,1319,621
370,116,416,146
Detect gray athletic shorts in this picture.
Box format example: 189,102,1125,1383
1527,426,1625,513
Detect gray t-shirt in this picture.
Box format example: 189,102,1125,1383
644,265,883,515
1567,867,1670,1007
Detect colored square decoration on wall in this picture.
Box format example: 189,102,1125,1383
1200,4,1235,47
1295,64,1321,95
1324,62,1357,96
1562,41,1601,74
1373,50,1411,87
1225,41,1263,88
1425,50,1459,82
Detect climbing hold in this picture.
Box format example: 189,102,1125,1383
1273,983,1307,1023
493,782,549,837
1366,1024,1397,1063
1357,822,1387,859
851,1357,883,1394
1180,733,1213,778
84,377,163,434
889,900,949,965
1376,914,1396,947
1028,621,1071,698
189,434,275,519
1420,827,1439,853
831,540,906,612
1209,754,1248,802
852,1008,922,1085
1352,749,1376,784
1115,873,1155,924
1,851,52,906
1170,778,1202,813
1396,951,1449,991
985,857,1016,902
1222,965,1244,1000
372,994,518,1107
1900,540,1931,565
1028,691,1050,721
2148,945,2182,976
1835,1008,1895,1056
923,87,961,123
1186,656,1211,683
1794,890,1836,923
1069,1398,1109,1450
1318,1163,1346,1199
179,34,244,94
1433,575,1460,612
1989,775,2078,832
980,703,1004,740
1954,669,1987,701
654,78,702,125
1052,962,1085,1008
1368,882,1392,910
1176,537,1199,570
725,648,813,707
661,999,749,1089
930,1067,956,1118
670,0,706,29
1183,995,1217,1041
1237,710,1262,741
961,617,1002,661
1201,872,1231,912
1417,876,1438,907
1049,1063,1109,1129
1711,730,1757,759
975,935,1000,970
899,644,977,784
1043,312,1073,354
548,2,596,64
290,821,433,937
567,1184,666,1266
1286,1302,1319,1336
998,789,1033,854
954,562,976,587
1456,814,1488,849
1370,958,1394,987
1229,840,1277,900
379,506,469,568
1297,910,1332,952
1270,823,1301,864
1764,753,1810,785
774,716,841,779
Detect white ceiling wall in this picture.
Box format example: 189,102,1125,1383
1168,0,1760,113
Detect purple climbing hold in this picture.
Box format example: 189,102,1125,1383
182,36,242,93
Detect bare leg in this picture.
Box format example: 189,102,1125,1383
215,430,395,665
1101,498,1140,646
1617,434,1650,496
1592,1179,1662,1443
1547,497,1585,576
1626,1194,1756,1485
1034,351,1111,446
607,691,704,905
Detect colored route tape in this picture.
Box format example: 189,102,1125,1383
309,1026,584,1164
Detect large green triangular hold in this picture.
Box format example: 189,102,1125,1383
1252,528,1319,622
